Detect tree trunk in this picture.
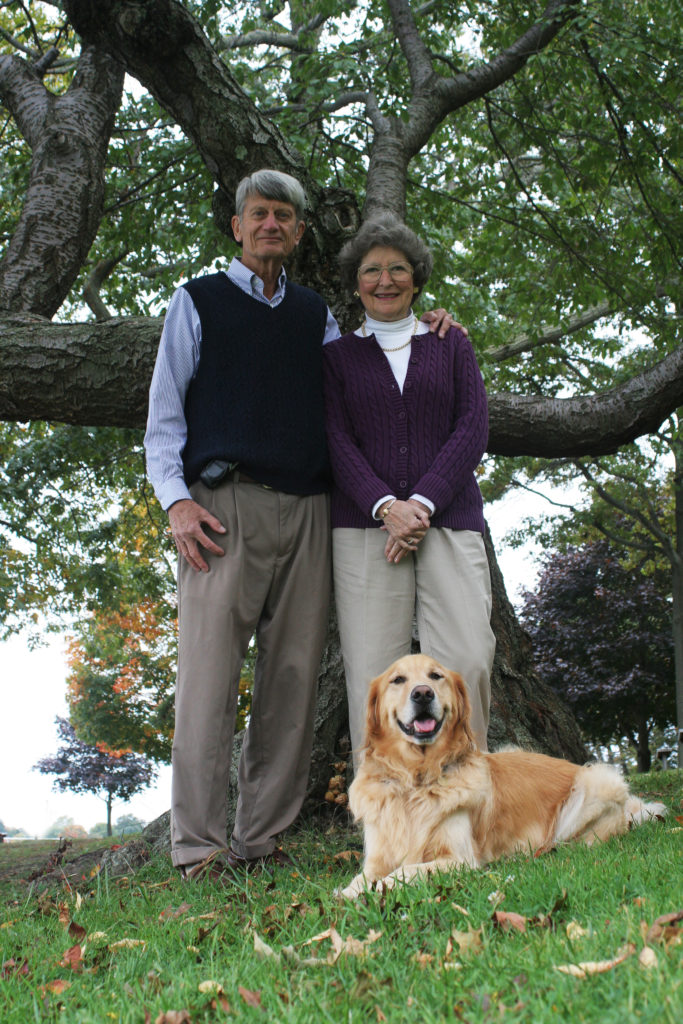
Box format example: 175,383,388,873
106,794,113,837
636,720,652,774
671,420,683,768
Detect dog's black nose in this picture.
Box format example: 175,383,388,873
411,685,434,705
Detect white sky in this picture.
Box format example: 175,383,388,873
0,495,541,838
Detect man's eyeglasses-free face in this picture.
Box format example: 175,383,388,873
357,261,414,282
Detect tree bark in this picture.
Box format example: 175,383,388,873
0,45,124,317
2,311,682,462
671,426,683,767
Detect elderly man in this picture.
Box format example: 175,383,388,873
145,169,452,880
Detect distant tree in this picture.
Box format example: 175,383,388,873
66,600,176,763
34,718,157,836
114,813,146,837
42,814,86,839
88,822,110,838
521,538,675,771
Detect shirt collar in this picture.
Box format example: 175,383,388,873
227,256,287,302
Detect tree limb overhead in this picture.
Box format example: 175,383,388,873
2,313,681,458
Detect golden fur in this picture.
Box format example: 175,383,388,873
341,654,666,898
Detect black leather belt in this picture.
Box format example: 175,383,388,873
228,469,272,489
199,459,273,490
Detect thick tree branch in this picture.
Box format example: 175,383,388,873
0,52,50,144
62,0,361,298
0,45,124,316
2,315,682,461
487,343,683,457
387,0,434,90
364,0,579,215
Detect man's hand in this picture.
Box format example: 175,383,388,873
168,499,226,572
420,309,468,339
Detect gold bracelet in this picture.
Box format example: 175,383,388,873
380,498,397,519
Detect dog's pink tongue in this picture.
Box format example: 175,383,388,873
414,718,436,734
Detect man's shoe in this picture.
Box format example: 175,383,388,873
178,850,232,882
225,846,293,873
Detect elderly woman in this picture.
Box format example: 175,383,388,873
323,212,495,765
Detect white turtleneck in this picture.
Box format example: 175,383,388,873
361,311,429,392
359,311,434,519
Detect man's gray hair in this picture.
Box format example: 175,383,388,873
338,210,434,299
235,169,307,222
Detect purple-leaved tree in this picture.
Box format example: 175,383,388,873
521,538,675,771
34,717,157,836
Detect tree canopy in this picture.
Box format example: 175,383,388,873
520,535,675,770
1,0,681,767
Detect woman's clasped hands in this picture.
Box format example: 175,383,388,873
381,498,431,563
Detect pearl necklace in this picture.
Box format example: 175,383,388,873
360,315,418,351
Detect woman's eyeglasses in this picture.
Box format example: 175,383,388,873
357,261,413,282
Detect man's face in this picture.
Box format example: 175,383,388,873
231,194,305,271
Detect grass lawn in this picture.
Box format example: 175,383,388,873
1,771,681,1023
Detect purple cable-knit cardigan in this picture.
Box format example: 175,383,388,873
322,325,488,531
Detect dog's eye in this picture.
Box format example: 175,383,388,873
390,675,406,685
428,671,443,680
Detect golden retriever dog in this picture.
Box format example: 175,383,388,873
341,654,666,898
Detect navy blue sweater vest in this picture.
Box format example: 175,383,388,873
181,273,330,494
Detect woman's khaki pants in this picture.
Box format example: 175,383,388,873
333,527,495,767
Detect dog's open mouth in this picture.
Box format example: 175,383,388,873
398,714,443,741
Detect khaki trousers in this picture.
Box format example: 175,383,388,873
333,527,495,766
171,479,331,866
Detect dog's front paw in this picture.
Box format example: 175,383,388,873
339,873,373,899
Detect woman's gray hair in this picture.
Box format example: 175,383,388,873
338,210,434,299
235,169,307,222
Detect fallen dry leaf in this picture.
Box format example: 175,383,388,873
493,910,527,934
41,979,71,995
239,986,262,1008
198,980,225,995
451,903,470,917
554,943,636,978
154,1011,192,1024
413,951,434,967
334,850,361,862
645,910,683,947
638,946,658,969
59,944,83,971
1,958,30,978
110,938,147,951
159,903,192,921
449,927,483,956
566,921,590,941
57,903,87,943
256,926,382,967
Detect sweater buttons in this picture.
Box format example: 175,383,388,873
399,446,408,454
399,480,407,488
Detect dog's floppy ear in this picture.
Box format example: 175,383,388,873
365,672,385,741
446,669,475,751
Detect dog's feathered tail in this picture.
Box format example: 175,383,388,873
553,762,667,845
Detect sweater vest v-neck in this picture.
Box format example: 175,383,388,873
181,273,330,494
